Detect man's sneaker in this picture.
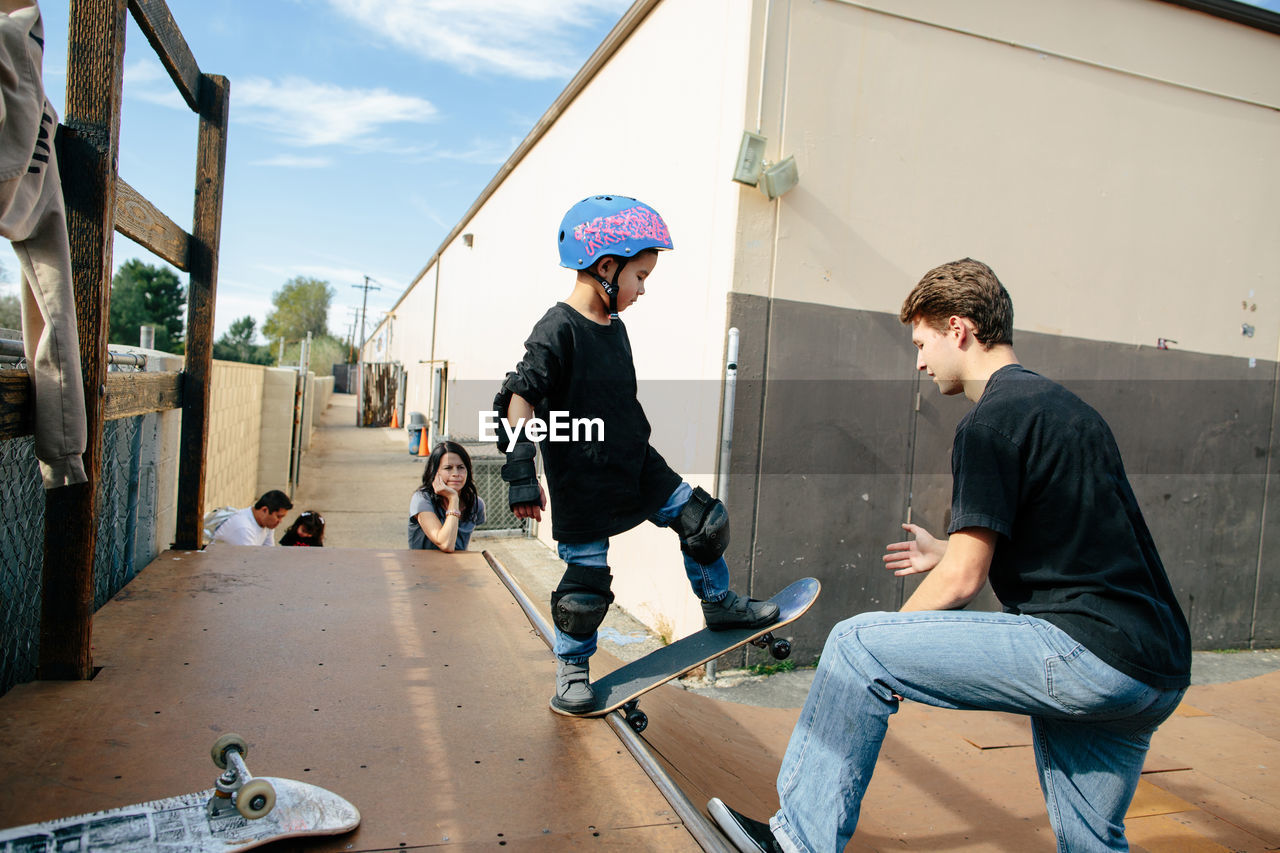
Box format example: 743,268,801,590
702,589,780,631
708,798,784,853
550,660,594,713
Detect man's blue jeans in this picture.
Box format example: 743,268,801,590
770,610,1186,853
553,482,729,662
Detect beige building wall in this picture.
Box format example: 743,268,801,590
738,0,1280,366
369,0,1279,644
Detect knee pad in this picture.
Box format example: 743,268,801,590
672,486,730,564
551,564,614,637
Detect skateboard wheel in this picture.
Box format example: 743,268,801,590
626,710,648,733
236,778,277,819
770,638,792,660
211,733,248,769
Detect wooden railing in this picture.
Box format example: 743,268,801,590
2,0,230,680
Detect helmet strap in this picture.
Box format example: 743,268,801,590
589,256,629,315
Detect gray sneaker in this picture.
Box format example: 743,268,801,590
551,660,594,713
702,589,779,631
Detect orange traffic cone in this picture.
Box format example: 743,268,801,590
418,429,430,457
390,409,399,429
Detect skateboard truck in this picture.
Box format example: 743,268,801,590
749,631,792,661
621,700,647,733
208,733,277,820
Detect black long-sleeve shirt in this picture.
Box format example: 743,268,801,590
497,303,681,543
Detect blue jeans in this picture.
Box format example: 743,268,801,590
770,610,1186,853
553,482,730,662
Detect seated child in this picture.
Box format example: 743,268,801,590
279,510,324,546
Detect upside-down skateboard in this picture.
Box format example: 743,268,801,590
0,734,360,852
550,577,820,732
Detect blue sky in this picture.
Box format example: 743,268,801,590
1,0,632,343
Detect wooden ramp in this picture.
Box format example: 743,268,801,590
0,547,698,850
3,545,1277,852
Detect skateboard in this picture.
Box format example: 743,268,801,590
551,577,820,732
0,733,360,852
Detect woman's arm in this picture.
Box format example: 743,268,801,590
417,499,462,552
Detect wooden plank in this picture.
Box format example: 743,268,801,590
125,0,200,111
0,371,33,438
173,73,228,550
42,0,128,682
103,370,182,420
113,177,189,270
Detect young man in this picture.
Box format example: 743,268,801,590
210,489,293,546
710,258,1191,853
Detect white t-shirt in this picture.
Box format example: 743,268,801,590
211,507,275,546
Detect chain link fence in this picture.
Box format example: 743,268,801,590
0,434,44,696
0,415,150,696
471,451,526,533
460,441,531,534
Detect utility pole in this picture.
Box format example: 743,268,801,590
345,307,361,363
351,276,381,361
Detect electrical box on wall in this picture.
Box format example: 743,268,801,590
732,131,767,185
761,155,799,199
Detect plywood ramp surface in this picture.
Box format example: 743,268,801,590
0,547,697,851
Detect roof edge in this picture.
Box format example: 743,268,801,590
1158,0,1280,36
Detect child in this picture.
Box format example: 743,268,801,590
409,441,486,552
494,194,779,714
279,510,324,546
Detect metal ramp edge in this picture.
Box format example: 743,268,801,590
483,549,734,853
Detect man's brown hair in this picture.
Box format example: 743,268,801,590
899,258,1014,347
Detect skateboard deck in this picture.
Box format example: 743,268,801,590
0,736,359,852
551,577,819,729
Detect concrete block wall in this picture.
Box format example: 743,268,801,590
257,367,298,496
312,375,333,429
205,361,265,512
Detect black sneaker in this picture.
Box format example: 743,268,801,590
708,797,784,853
702,590,780,631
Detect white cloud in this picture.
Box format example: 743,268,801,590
234,76,437,149
412,135,523,167
327,0,633,79
251,154,335,169
123,57,189,111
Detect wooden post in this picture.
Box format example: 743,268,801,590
173,73,229,549
40,0,128,680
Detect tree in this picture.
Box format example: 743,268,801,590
277,333,346,377
0,292,19,331
262,276,333,345
213,315,273,365
108,259,185,352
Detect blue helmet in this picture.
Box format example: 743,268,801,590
557,195,673,270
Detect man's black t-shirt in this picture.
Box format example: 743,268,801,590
950,364,1191,689
499,303,681,544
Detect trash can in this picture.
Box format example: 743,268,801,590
407,412,427,455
